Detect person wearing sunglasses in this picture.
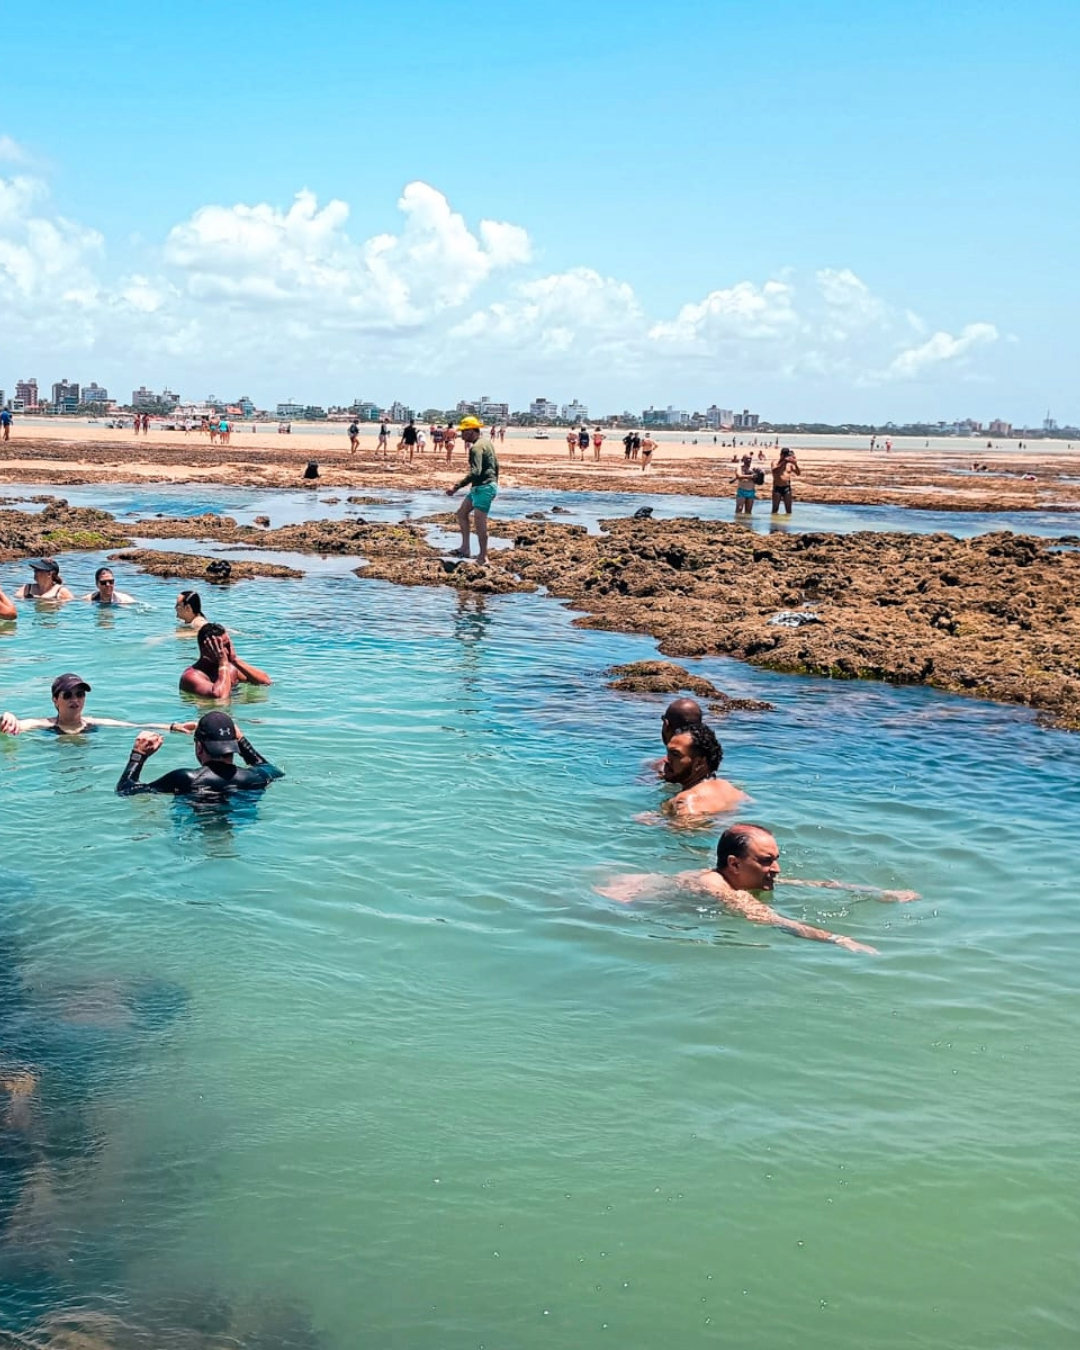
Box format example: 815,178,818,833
82,566,136,605
0,673,195,737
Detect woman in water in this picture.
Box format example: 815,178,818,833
0,672,195,737
15,558,74,603
175,590,209,634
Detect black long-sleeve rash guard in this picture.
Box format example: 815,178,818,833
116,736,283,797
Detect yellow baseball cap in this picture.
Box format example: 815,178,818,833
458,415,483,431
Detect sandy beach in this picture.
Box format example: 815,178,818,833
2,419,1080,513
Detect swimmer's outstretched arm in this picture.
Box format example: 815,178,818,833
1,715,51,734
685,873,877,953
783,879,920,902
115,732,197,795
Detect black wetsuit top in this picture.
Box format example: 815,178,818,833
116,736,283,797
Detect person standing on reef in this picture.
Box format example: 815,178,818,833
578,426,590,458
770,448,801,515
377,421,390,455
446,416,499,565
443,422,457,463
592,427,604,461
0,407,12,441
567,428,578,460
347,421,359,452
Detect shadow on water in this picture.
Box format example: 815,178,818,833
1,873,327,1346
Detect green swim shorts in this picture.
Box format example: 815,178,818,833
468,484,498,514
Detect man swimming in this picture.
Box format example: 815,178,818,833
0,672,195,737
659,721,748,818
597,823,919,953
83,566,136,605
116,711,282,796
179,624,272,697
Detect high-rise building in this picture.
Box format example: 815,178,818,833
529,397,559,420
477,396,509,422
561,399,589,422
15,378,39,407
988,419,1012,437
237,396,255,416
82,382,109,404
389,401,411,423
733,409,759,430
705,405,733,429
52,378,80,411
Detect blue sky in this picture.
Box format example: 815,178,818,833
2,0,1076,422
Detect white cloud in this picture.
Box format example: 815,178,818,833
649,280,801,349
163,181,531,324
0,135,29,164
0,159,1001,408
884,322,999,380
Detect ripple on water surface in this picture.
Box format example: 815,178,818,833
1,520,1079,1349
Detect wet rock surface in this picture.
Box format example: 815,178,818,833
0,505,131,561
500,518,1080,729
603,661,774,713
108,550,303,581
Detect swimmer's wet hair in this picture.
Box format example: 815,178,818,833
682,721,722,775
179,589,203,615
662,698,703,733
717,823,770,870
196,621,227,650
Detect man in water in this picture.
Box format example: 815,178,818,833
771,448,801,515
659,720,748,818
659,697,702,750
597,823,919,952
116,711,282,796
82,566,136,605
446,415,499,565
179,624,273,697
1,672,195,737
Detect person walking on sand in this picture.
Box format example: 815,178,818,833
770,448,800,515
444,423,457,464
0,407,12,441
567,428,578,460
377,421,390,455
348,421,359,452
446,416,499,565
592,427,604,461
640,433,656,470
577,426,590,458
400,419,419,461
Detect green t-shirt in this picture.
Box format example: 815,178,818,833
463,439,499,489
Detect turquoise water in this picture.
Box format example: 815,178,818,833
2,515,1079,1346
5,482,1080,538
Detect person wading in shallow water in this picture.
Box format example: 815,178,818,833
179,624,272,697
0,672,194,737
771,447,801,515
596,823,920,953
446,416,499,565
658,721,749,818
116,710,282,796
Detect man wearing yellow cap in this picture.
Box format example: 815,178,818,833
446,415,500,564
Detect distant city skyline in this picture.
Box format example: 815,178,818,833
2,1,1076,425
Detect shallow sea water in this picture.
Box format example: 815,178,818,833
1,492,1079,1348
5,481,1080,539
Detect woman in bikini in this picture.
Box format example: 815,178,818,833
15,558,74,603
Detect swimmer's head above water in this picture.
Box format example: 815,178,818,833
660,697,703,746
716,823,780,892
663,720,722,786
